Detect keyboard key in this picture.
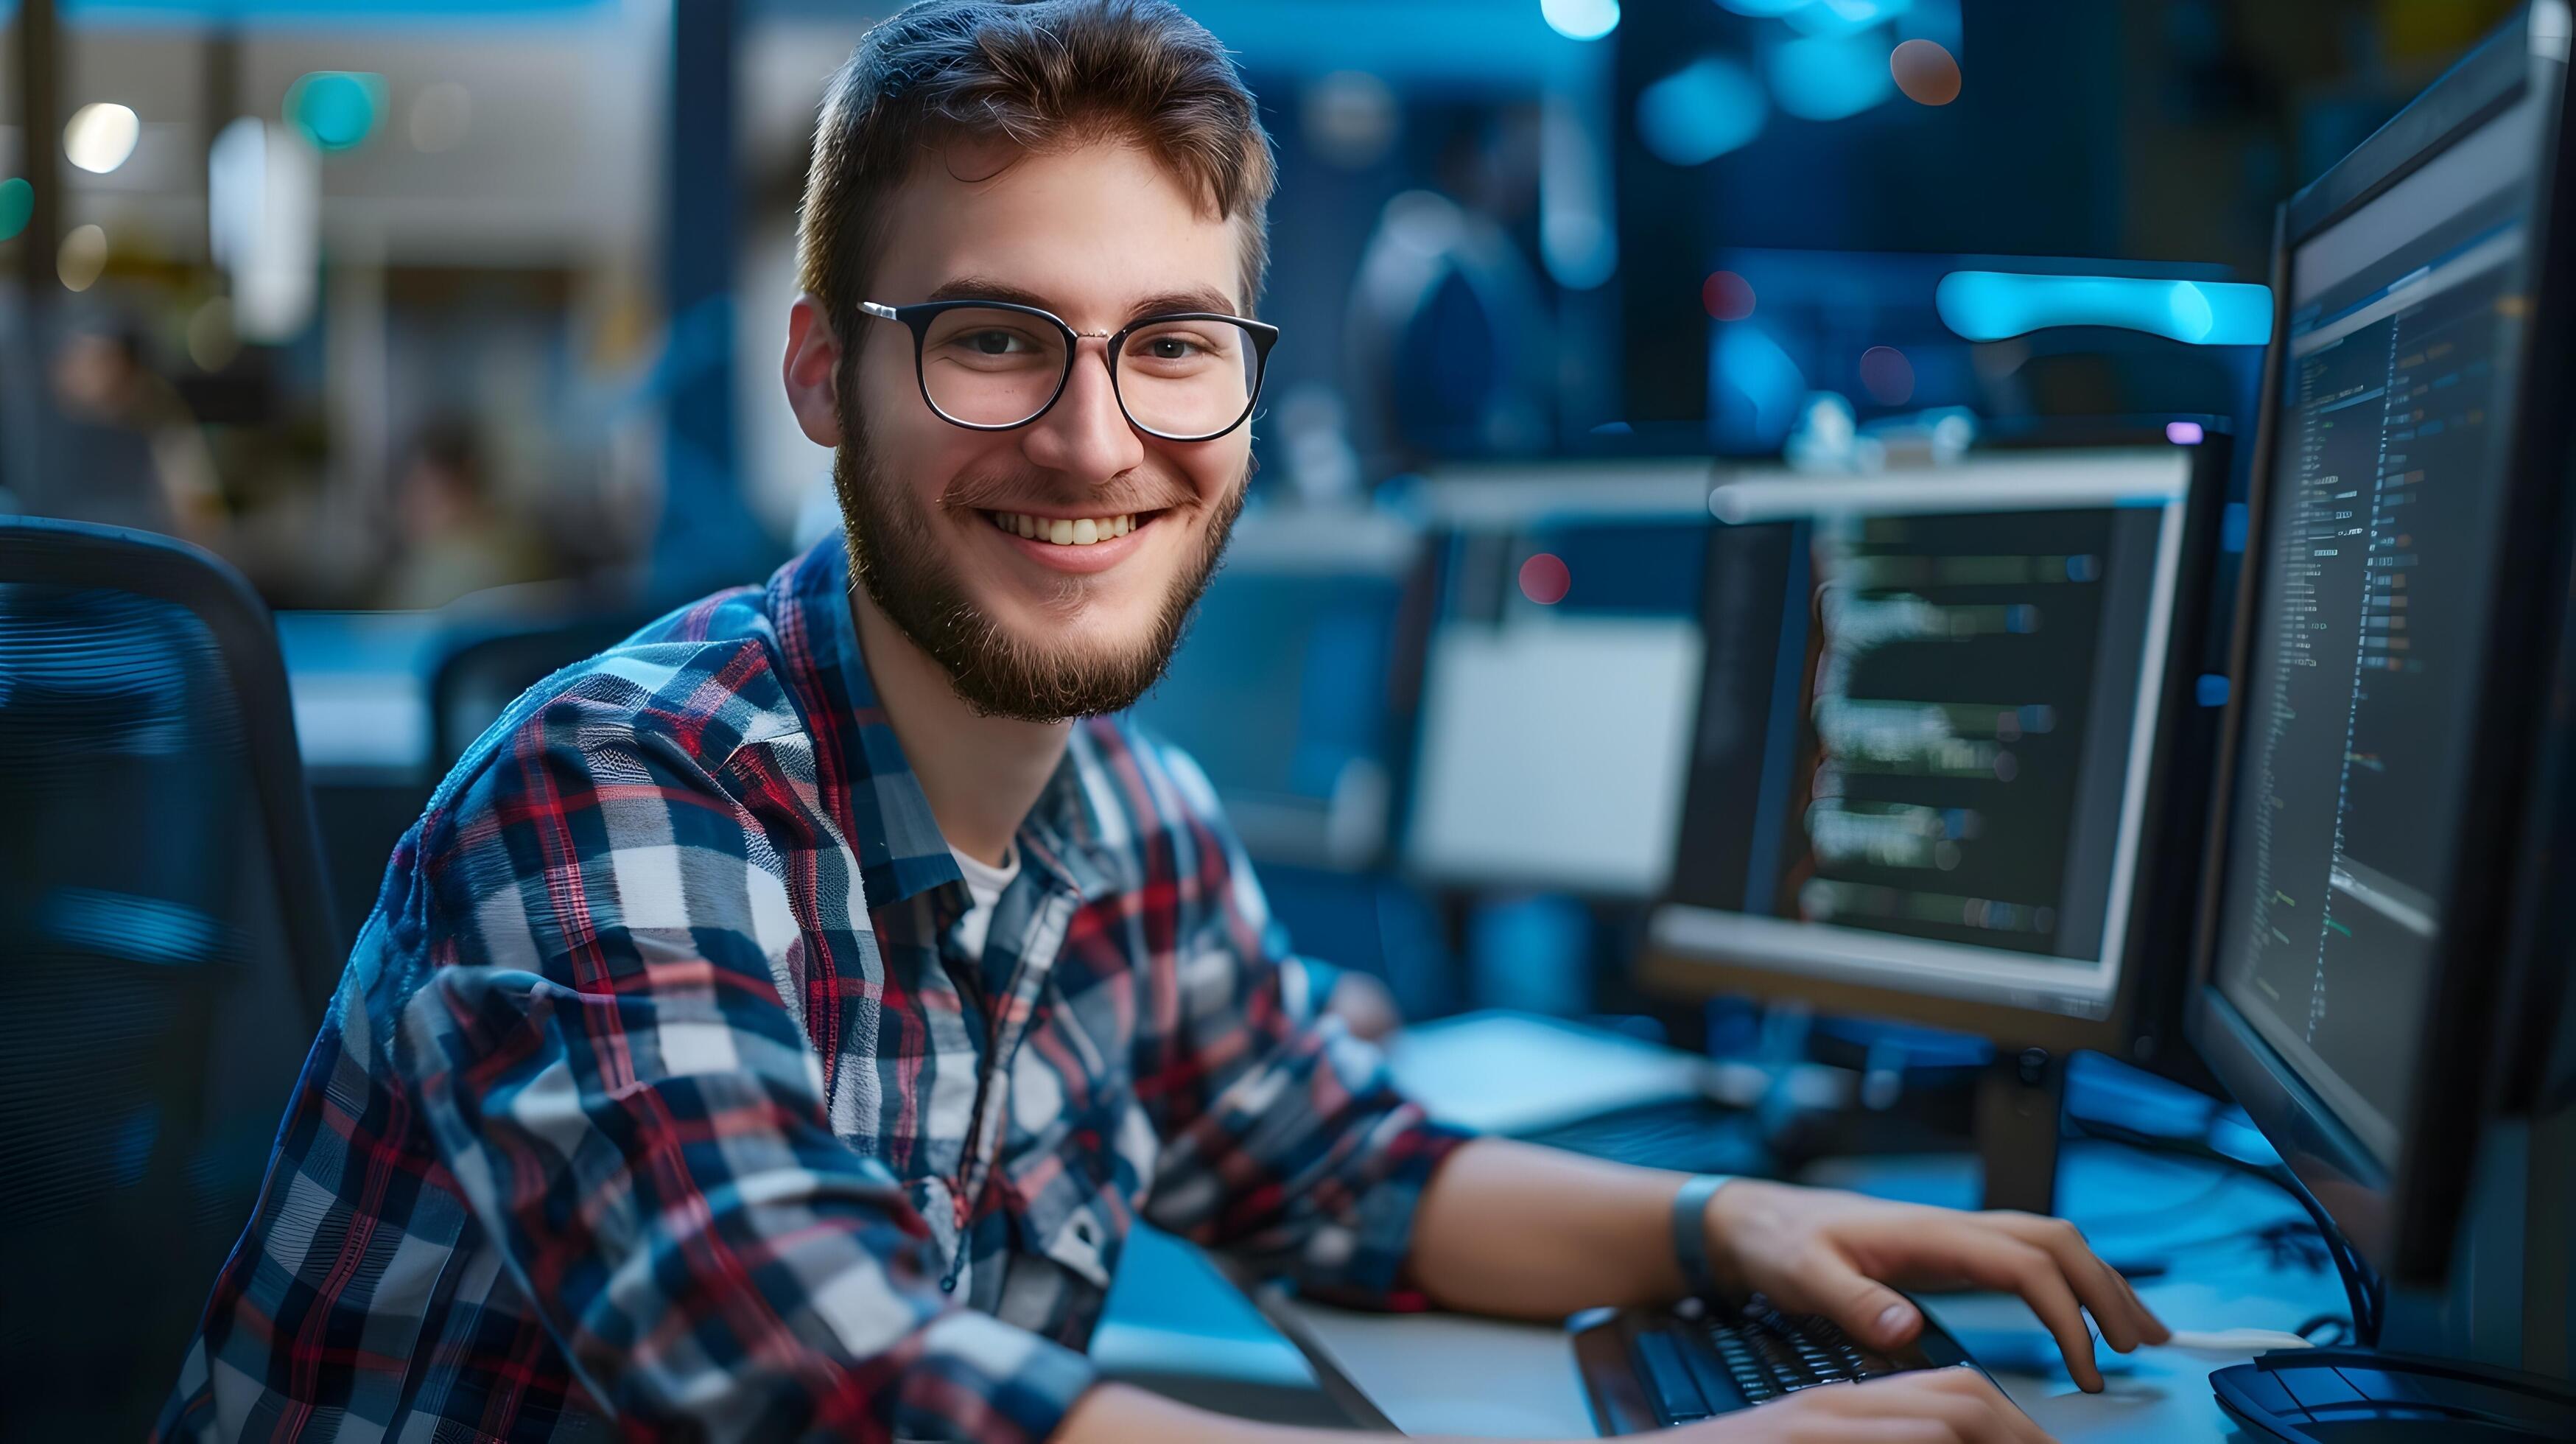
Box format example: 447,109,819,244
1634,1332,1713,1423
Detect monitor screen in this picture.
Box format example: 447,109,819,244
1400,466,1712,896
1654,449,2195,1021
1132,508,1419,870
2210,91,2543,1167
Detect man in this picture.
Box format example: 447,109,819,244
159,4,2164,1440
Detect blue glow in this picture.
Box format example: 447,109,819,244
287,71,385,151
1638,57,1768,167
1935,271,2275,345
2222,501,2250,553
1716,0,1809,15
1784,0,1912,39
2197,673,2231,708
1540,0,1619,41
1767,30,1895,121
1711,322,1807,448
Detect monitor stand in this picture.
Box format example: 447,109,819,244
1974,1045,2064,1214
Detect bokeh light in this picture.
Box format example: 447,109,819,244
0,178,31,242
1540,0,1620,43
58,224,108,292
1638,57,1768,167
1768,31,1895,122
288,71,385,152
65,102,141,175
1519,553,1572,606
1937,270,2273,345
1787,0,1912,38
2166,420,2206,446
1702,270,1757,321
1892,39,1963,105
1859,345,1915,404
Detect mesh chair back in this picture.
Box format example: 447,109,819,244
0,518,338,1440
429,611,655,770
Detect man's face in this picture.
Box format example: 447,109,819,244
829,139,1254,722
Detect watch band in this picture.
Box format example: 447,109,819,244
1670,1174,1738,1300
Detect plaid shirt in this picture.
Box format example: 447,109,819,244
158,536,1470,1443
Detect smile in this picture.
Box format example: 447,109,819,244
983,510,1152,547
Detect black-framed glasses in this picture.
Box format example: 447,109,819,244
858,298,1279,443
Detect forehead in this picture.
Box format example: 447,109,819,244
871,139,1247,319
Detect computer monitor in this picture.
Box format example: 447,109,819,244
2188,10,2576,1289
1397,462,1714,898
1130,505,1421,871
1642,442,2228,1208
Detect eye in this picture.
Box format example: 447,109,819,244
961,329,1028,356
1143,334,1203,360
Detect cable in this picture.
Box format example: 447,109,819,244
2063,1115,2383,1347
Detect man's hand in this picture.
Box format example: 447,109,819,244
1670,1369,2054,1443
1707,1180,2169,1392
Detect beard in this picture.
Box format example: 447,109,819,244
830,418,1249,723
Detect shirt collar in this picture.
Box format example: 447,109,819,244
771,533,1126,913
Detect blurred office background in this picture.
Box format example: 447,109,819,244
0,0,2517,1007
0,0,2538,1431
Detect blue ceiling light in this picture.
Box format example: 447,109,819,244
1715,0,1811,17
1936,271,2275,346
1766,29,1895,120
1540,0,1620,41
1637,57,1769,166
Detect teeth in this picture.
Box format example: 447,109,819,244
989,511,1140,547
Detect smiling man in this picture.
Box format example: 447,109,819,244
157,4,2162,1443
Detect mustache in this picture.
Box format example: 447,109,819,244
938,467,1201,518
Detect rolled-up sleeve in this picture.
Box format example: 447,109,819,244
1135,748,1475,1308
389,706,1096,1443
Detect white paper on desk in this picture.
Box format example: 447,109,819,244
1384,1010,1708,1135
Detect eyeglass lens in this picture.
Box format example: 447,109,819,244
919,306,1258,438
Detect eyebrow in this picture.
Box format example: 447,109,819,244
919,276,1244,322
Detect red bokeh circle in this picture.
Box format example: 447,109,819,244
1519,553,1571,606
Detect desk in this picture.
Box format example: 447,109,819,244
1258,1144,2344,1439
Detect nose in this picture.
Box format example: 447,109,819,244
1018,337,1144,483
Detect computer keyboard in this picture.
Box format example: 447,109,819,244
1514,1098,1769,1177
1572,1295,1984,1434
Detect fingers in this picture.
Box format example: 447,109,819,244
1778,1368,2057,1444
1783,1243,1929,1353
1918,1221,2105,1392
1986,1213,2171,1350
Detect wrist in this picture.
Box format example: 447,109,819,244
1697,1175,1780,1298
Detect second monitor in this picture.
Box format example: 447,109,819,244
1646,444,2227,1208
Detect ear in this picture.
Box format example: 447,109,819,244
782,293,846,448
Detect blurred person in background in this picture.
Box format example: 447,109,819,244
375,413,552,609
39,320,224,546
157,4,2159,1443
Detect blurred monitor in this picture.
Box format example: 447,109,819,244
1398,462,1713,897
2190,10,2576,1289
1646,444,2225,1070
1131,506,1420,871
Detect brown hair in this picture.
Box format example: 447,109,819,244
798,0,1276,368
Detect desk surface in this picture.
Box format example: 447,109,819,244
1265,1146,2341,1440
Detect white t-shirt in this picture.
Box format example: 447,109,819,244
950,845,1021,962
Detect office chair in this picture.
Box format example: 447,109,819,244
427,609,655,771
0,517,339,1440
